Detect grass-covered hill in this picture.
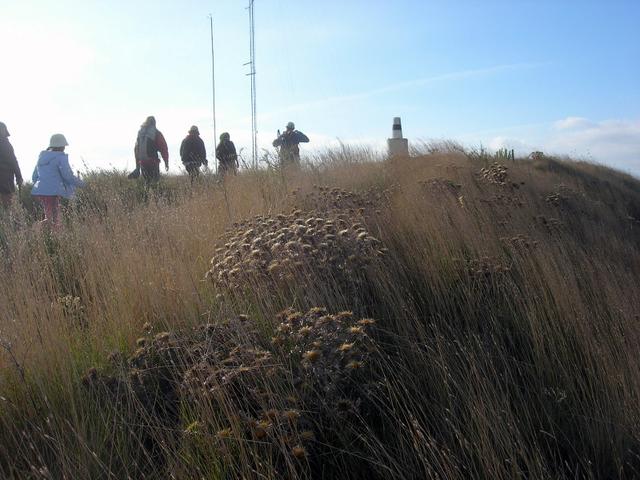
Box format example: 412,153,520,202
1,148,640,479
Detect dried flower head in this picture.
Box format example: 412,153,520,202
283,409,300,423
291,445,307,459
357,318,376,326
299,326,313,336
154,332,171,343
303,350,321,362
338,342,355,352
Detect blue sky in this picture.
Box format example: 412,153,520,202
2,0,639,176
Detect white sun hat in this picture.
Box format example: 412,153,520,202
49,133,69,148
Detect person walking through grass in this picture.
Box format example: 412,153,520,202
216,132,238,177
0,122,23,209
133,116,169,183
272,121,309,166
31,134,85,228
180,125,208,183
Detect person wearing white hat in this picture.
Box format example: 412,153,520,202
0,121,23,208
31,134,85,228
272,121,309,166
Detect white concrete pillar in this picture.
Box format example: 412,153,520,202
392,117,403,139
387,117,409,157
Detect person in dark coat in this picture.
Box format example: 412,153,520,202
0,122,23,208
180,125,208,182
133,116,169,183
272,121,309,166
216,132,238,176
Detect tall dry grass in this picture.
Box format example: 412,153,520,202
0,150,639,479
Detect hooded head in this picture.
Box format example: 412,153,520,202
189,125,199,135
286,121,295,131
0,122,9,137
143,116,156,128
220,132,230,142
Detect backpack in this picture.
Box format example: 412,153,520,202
135,126,157,162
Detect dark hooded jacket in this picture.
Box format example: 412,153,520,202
272,130,309,164
180,133,207,166
272,130,309,152
216,140,237,167
0,136,23,194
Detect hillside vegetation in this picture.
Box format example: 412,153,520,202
1,148,640,479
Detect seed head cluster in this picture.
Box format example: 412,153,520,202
294,184,394,214
272,308,376,380
83,308,381,477
206,209,386,292
545,184,579,208
55,295,87,328
479,162,509,186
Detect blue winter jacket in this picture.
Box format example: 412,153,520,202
31,151,85,198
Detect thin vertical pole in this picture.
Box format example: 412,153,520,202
209,14,217,174
248,0,258,168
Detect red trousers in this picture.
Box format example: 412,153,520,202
35,195,62,227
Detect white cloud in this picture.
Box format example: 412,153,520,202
553,117,595,131
487,136,534,154
258,62,546,121
548,118,640,173
464,117,640,176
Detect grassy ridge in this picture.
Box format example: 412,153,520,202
1,150,640,479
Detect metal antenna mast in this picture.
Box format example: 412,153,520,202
209,14,217,173
245,0,258,168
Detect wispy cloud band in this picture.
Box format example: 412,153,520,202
258,62,547,120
